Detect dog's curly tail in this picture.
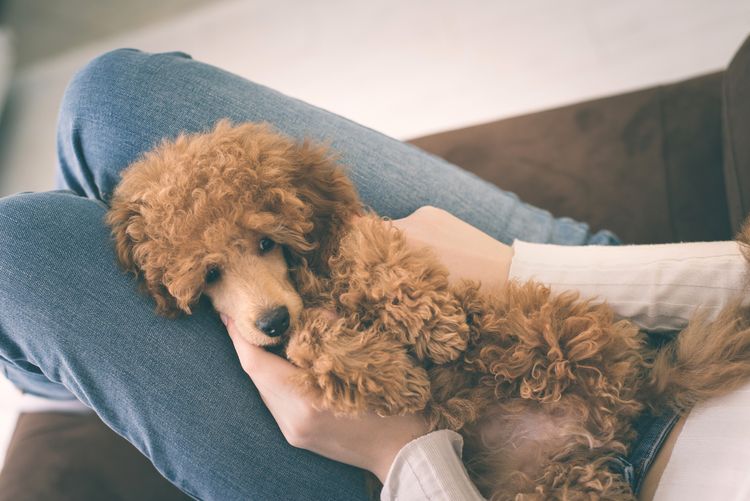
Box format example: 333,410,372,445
648,221,750,413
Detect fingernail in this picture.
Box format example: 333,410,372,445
220,313,228,326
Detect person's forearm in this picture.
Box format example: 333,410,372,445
508,240,747,331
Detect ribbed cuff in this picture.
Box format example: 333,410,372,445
508,240,747,332
381,430,485,501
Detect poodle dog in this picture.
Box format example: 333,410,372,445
107,120,750,500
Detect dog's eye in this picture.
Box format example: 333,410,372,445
259,237,276,254
205,266,221,284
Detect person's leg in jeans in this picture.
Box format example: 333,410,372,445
0,190,369,501
0,49,618,499
56,49,619,246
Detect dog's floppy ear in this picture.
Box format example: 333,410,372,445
288,139,362,271
106,199,140,275
105,198,183,317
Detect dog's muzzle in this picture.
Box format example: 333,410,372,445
256,306,290,337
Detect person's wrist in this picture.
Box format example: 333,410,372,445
465,235,514,293
368,433,418,483
364,415,428,483
369,441,405,482
493,240,514,288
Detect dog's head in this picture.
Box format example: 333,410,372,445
106,120,362,345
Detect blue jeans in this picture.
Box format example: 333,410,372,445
0,49,618,500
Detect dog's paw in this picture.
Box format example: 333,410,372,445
287,314,432,416
291,363,431,417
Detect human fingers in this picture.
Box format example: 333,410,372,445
223,314,301,392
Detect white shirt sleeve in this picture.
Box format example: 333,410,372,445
381,430,486,501
508,240,748,332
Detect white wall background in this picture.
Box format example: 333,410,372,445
0,0,748,467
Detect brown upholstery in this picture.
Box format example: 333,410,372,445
1,34,748,500
724,34,750,234
0,413,191,501
409,73,729,244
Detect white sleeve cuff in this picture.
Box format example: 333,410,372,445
381,430,486,501
508,240,748,332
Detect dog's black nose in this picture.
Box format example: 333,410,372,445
256,306,290,337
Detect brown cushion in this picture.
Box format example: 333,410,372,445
409,73,729,244
0,412,190,501
723,35,750,234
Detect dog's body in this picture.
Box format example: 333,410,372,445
290,214,750,499
107,121,750,500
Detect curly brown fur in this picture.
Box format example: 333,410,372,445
107,121,750,500
432,281,648,499
107,120,361,345
295,218,651,499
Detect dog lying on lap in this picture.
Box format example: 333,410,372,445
106,120,750,500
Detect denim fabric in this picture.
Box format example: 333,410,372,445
615,411,681,495
0,49,619,499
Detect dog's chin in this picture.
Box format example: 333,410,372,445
248,331,289,357
239,325,297,351
241,331,286,347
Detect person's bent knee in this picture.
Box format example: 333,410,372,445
56,49,195,197
58,48,193,130
59,49,141,126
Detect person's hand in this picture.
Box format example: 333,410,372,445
390,206,514,292
224,314,428,482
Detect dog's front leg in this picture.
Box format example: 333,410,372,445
286,308,431,417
